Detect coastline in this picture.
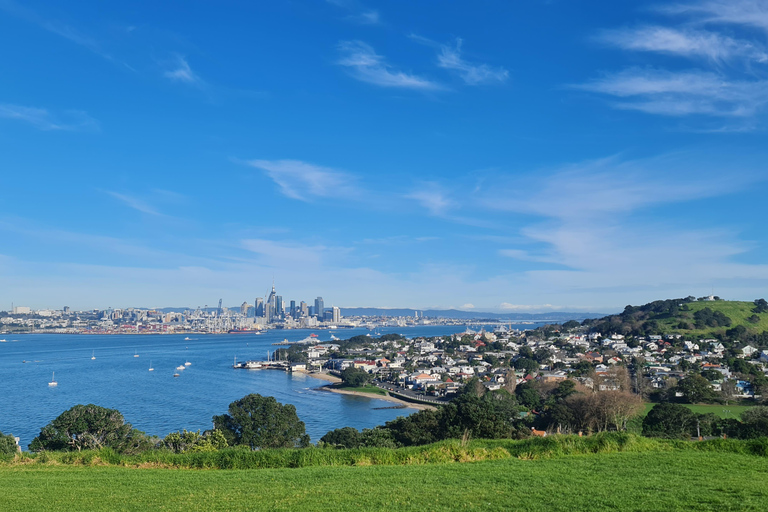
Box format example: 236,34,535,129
296,371,436,411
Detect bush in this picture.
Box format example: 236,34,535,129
0,431,18,456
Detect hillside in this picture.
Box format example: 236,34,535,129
584,298,768,338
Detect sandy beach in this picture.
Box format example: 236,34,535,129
296,370,436,411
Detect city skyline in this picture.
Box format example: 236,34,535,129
2,1,768,312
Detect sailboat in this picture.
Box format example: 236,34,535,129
134,349,139,358
148,361,154,372
91,350,96,360
48,372,57,387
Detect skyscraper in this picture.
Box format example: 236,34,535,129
255,298,264,317
314,297,324,319
290,300,296,319
300,301,308,318
332,306,340,323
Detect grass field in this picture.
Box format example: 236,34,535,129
338,384,388,395
2,449,768,511
663,300,768,335
643,402,754,419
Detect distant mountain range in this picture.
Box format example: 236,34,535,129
148,306,610,321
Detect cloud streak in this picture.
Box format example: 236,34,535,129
0,104,99,131
437,38,509,85
246,159,360,201
106,192,162,216
163,55,202,85
337,41,440,90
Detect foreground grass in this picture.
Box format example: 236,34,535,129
2,449,768,511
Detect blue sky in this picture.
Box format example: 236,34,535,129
1,0,767,312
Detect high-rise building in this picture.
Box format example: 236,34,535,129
275,296,284,318
332,306,340,323
290,300,296,319
255,298,264,317
240,301,250,316
314,297,324,319
300,301,308,318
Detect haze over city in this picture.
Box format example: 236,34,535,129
1,0,767,312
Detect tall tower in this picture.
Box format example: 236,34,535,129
332,306,340,323
314,297,324,319
290,300,296,319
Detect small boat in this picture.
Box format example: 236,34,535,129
184,361,191,366
48,372,57,387
173,373,180,377
91,350,96,360
184,337,191,340
134,349,139,358
149,361,154,371
0,339,6,342
176,365,186,370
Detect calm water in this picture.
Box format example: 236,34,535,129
0,324,540,447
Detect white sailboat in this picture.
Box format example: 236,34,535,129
48,372,57,387
91,350,96,360
149,361,154,371
134,349,139,358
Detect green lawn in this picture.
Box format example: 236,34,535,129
643,402,754,419
2,450,768,511
339,385,388,395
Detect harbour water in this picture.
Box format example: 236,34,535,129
0,324,541,448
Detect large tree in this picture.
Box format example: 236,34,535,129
29,404,150,453
213,394,310,450
676,374,717,404
642,403,698,439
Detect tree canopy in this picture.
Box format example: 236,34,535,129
0,431,18,456
213,394,310,450
29,404,150,453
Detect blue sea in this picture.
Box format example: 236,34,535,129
0,324,540,448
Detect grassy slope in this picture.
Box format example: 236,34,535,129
2,451,768,511
642,403,753,419
663,300,768,335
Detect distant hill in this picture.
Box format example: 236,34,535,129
583,298,768,338
339,308,608,322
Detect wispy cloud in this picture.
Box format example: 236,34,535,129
500,303,558,311
405,183,453,216
0,104,99,131
661,0,768,32
598,25,768,63
337,41,440,90
106,192,162,216
575,68,768,117
326,0,380,25
245,159,360,201
163,55,202,85
437,38,509,85
0,0,130,68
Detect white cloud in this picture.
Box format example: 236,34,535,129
662,0,768,32
576,68,768,117
405,183,453,216
461,303,475,309
106,192,161,216
337,41,440,90
0,104,99,131
164,55,201,84
500,303,557,311
246,159,360,201
599,25,768,63
437,38,509,85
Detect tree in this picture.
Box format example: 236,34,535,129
340,367,372,387
162,429,228,453
740,406,768,439
642,403,698,439
213,394,310,449
29,404,151,453
320,427,362,448
0,431,18,456
676,374,717,404
753,299,768,314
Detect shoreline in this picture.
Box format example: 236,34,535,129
295,370,436,411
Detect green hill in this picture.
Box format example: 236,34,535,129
584,298,768,339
